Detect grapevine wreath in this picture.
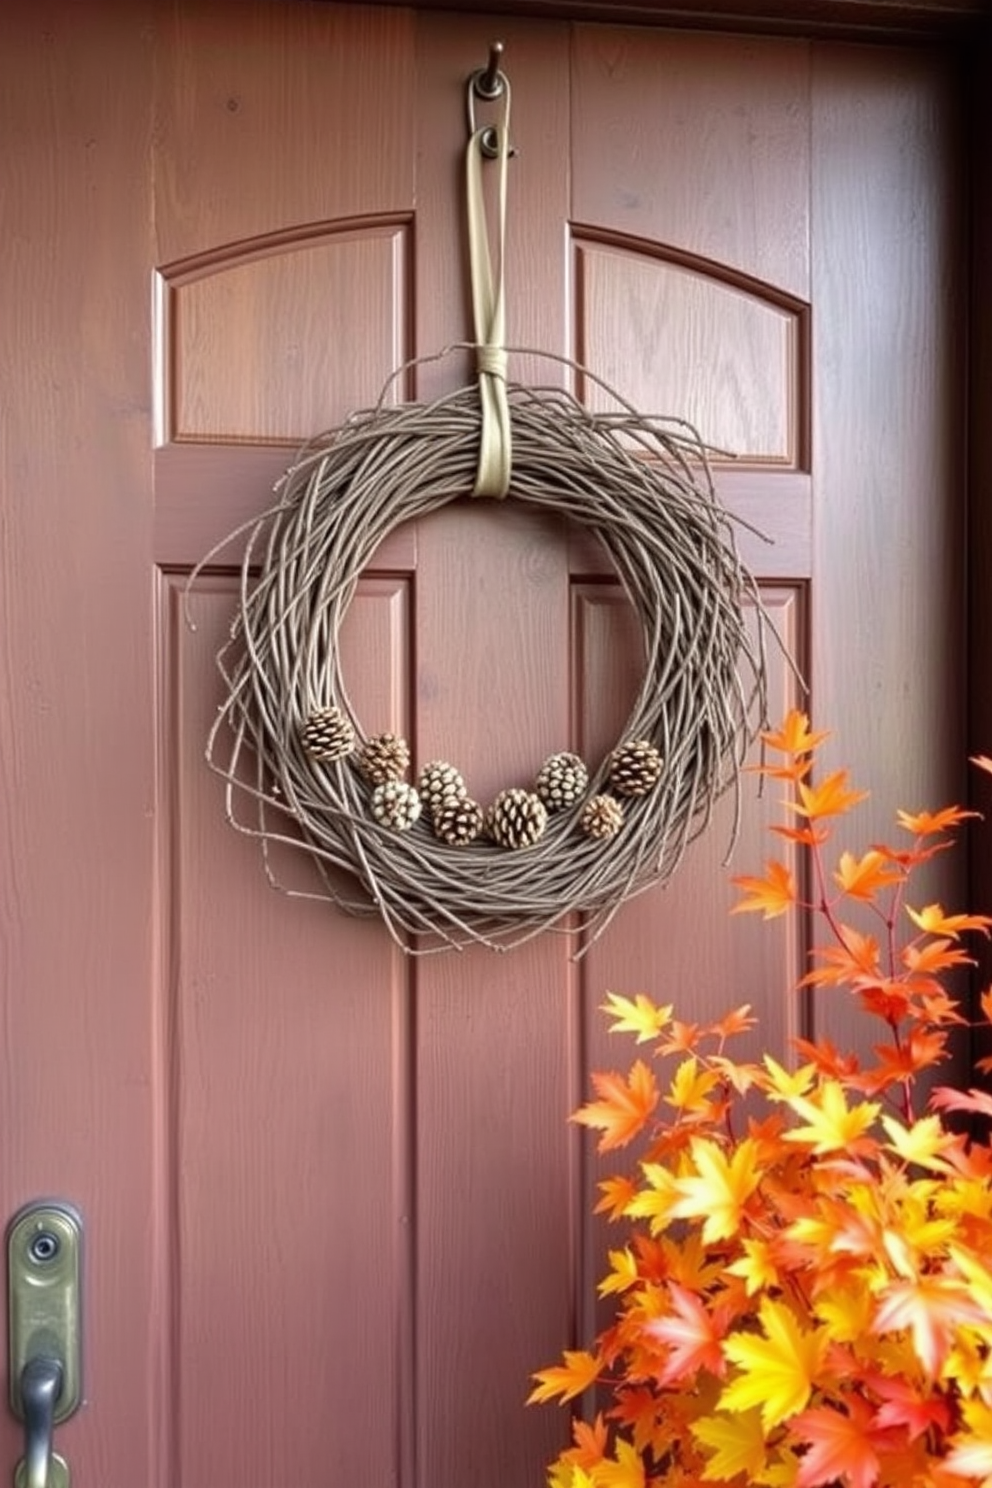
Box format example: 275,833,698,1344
190,65,775,955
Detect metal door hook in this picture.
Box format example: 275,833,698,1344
472,41,505,100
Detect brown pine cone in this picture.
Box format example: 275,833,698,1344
358,732,411,784
370,780,422,831
300,706,355,762
417,760,467,817
580,794,625,840
535,751,589,812
609,739,663,797
486,788,548,849
433,795,485,846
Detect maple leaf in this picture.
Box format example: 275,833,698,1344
527,1349,602,1405
668,1136,763,1243
792,1396,888,1488
666,1057,721,1113
598,1247,641,1298
593,1437,647,1488
731,860,797,919
644,1283,729,1384
971,754,992,776
788,770,868,822
761,710,831,758
871,1275,986,1377
562,1413,609,1470
930,1085,992,1120
905,902,992,937
782,1080,881,1155
691,1408,768,1481
721,1299,827,1428
572,1062,660,1151
865,1372,951,1442
902,938,973,976
601,991,673,1044
800,928,882,989
726,1237,781,1295
896,804,977,836
944,1400,992,1482
833,849,903,901
791,1036,861,1081
880,1113,954,1168
596,1175,640,1220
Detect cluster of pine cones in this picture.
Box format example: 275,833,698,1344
299,705,663,849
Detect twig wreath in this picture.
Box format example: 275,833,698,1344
188,65,775,955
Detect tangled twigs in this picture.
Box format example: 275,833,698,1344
189,367,775,955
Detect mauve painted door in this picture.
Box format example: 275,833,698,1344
0,4,965,1486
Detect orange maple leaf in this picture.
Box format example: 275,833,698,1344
761,710,831,757
731,860,797,919
902,939,973,976
595,1175,640,1220
527,1349,602,1405
897,804,977,836
789,770,868,822
572,1062,660,1152
865,1372,952,1442
800,929,882,989
833,849,903,901
792,1395,890,1488
644,1282,730,1384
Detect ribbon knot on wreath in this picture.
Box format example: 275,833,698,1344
187,52,777,956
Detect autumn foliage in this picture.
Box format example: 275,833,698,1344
529,712,992,1488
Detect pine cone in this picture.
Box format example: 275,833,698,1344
358,732,411,784
371,780,422,832
580,793,625,840
433,794,484,846
535,751,589,811
609,738,663,797
417,760,467,817
300,706,355,762
486,788,548,849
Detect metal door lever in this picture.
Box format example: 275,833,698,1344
20,1359,62,1488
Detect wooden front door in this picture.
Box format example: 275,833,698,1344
1,5,965,1486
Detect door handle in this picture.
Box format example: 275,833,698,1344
7,1203,82,1488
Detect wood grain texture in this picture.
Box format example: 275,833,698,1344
0,7,158,1483
572,27,811,300
173,577,413,1488
412,500,576,1486
809,42,967,1061
165,222,411,443
574,236,803,463
154,1,415,264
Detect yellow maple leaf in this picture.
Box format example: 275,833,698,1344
528,1349,601,1405
905,902,992,938
691,1408,768,1481
598,1247,641,1298
781,1081,881,1155
601,991,674,1043
720,1299,827,1429
623,1161,679,1233
880,1113,954,1169
813,1287,872,1344
668,1136,762,1243
592,1436,646,1488
726,1237,781,1295
667,1057,721,1113
762,1055,817,1102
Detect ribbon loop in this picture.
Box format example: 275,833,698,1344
466,85,512,498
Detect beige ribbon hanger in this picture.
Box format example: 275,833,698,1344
465,76,512,498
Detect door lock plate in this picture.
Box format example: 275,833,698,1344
14,1451,69,1488
7,1202,83,1425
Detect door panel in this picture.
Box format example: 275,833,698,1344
0,5,965,1487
